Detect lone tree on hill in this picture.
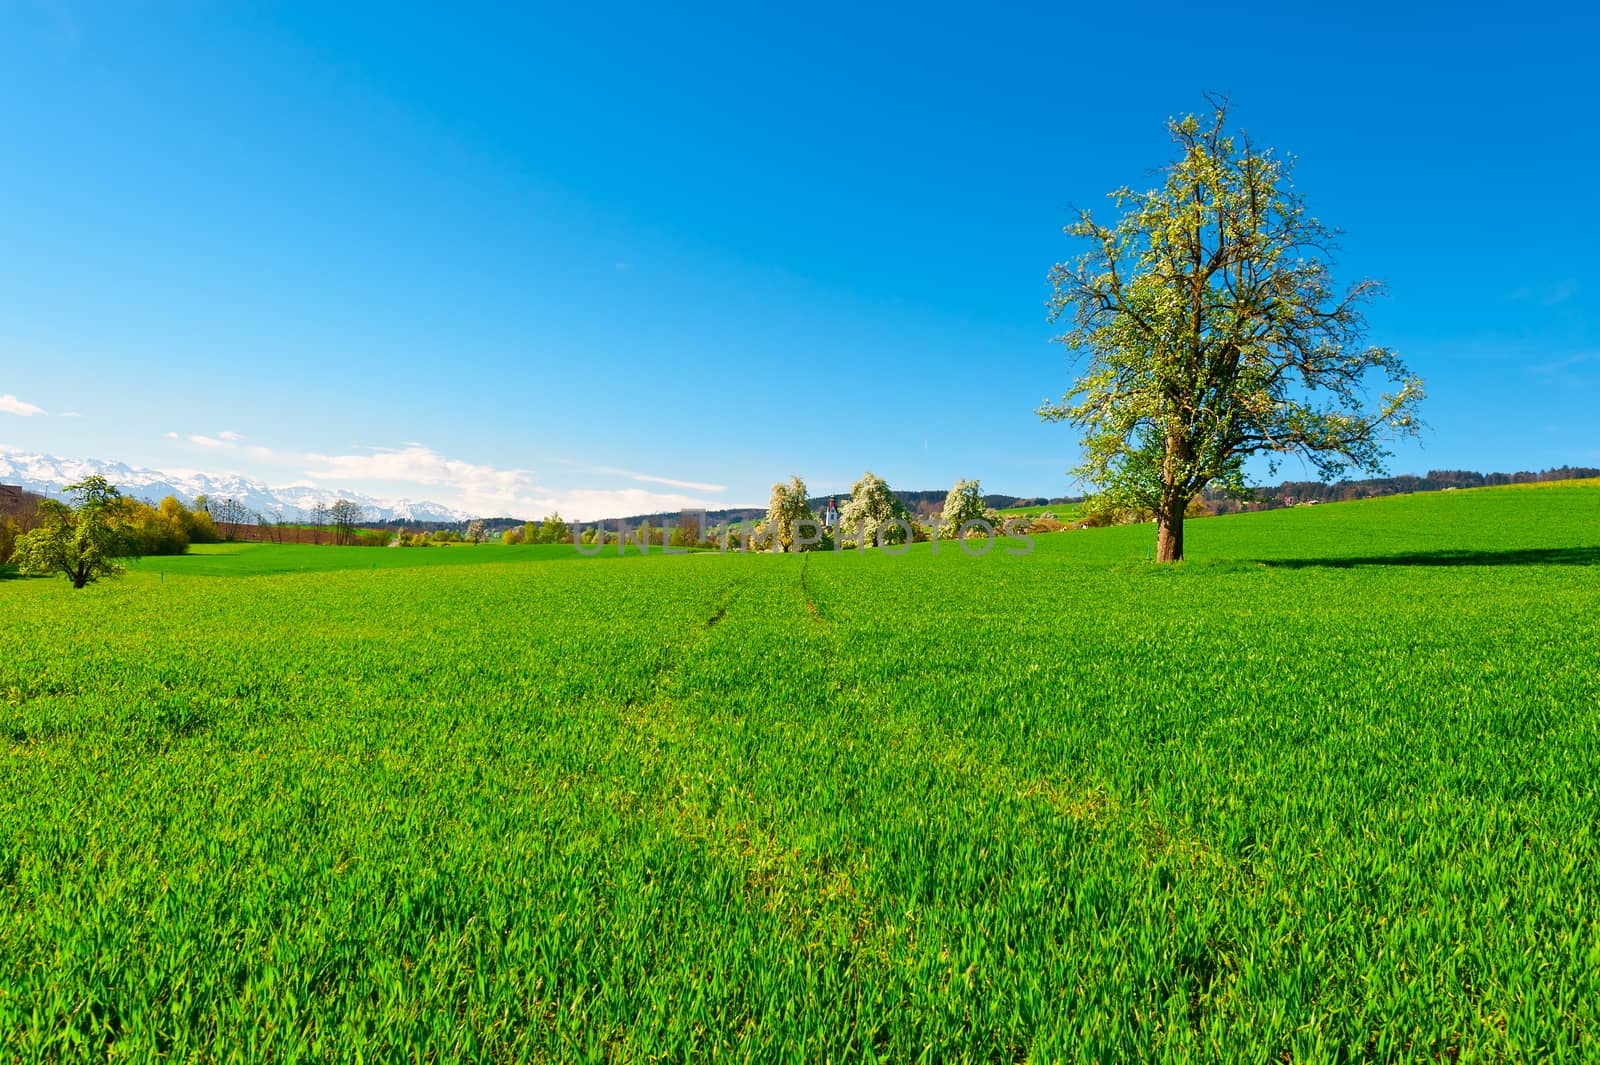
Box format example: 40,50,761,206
12,476,128,589
1040,98,1424,562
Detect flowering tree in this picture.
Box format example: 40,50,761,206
838,471,910,548
764,476,819,552
1040,98,1423,561
940,478,986,538
12,476,127,589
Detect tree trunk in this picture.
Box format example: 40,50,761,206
1158,422,1189,563
1156,498,1186,563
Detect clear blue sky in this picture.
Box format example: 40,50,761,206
2,2,1596,518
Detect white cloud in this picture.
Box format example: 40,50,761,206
60,411,82,418
304,444,542,515
166,431,179,439
0,393,45,417
300,444,735,521
544,487,747,522
593,466,728,493
182,431,253,450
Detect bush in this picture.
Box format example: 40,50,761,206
114,497,189,556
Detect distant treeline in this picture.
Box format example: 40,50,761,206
1,488,219,566
475,492,1079,536
1205,466,1600,514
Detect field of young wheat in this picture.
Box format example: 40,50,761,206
3,482,1597,1061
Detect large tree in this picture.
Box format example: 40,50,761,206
12,476,128,589
838,471,910,548
764,476,819,552
939,478,986,539
1040,99,1424,562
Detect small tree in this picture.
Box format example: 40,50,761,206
1040,98,1424,562
679,510,702,546
269,505,290,544
940,478,986,538
309,501,330,541
838,471,910,548
522,520,536,546
212,497,250,541
13,476,128,589
464,519,486,544
540,512,570,545
330,499,363,545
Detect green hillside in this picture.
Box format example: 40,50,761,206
2,481,1597,1060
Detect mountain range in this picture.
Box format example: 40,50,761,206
0,446,472,523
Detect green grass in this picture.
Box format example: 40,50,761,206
992,501,1081,522
123,540,600,577
2,482,1598,1060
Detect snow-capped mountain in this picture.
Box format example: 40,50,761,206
0,446,473,523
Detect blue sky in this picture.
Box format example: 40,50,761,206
2,2,1596,518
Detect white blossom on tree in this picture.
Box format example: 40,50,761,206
764,476,819,552
940,478,986,538
838,471,910,548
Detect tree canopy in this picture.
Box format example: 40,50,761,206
12,476,129,589
940,478,986,539
538,512,570,545
764,476,818,552
838,471,910,548
1040,98,1424,561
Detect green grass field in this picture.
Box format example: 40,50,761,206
122,540,597,577
3,482,1598,1061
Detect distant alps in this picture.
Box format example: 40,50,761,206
0,446,473,523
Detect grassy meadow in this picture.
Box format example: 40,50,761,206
121,541,599,578
2,482,1599,1061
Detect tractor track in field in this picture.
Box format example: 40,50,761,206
616,573,752,711
704,572,749,629
799,553,827,625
